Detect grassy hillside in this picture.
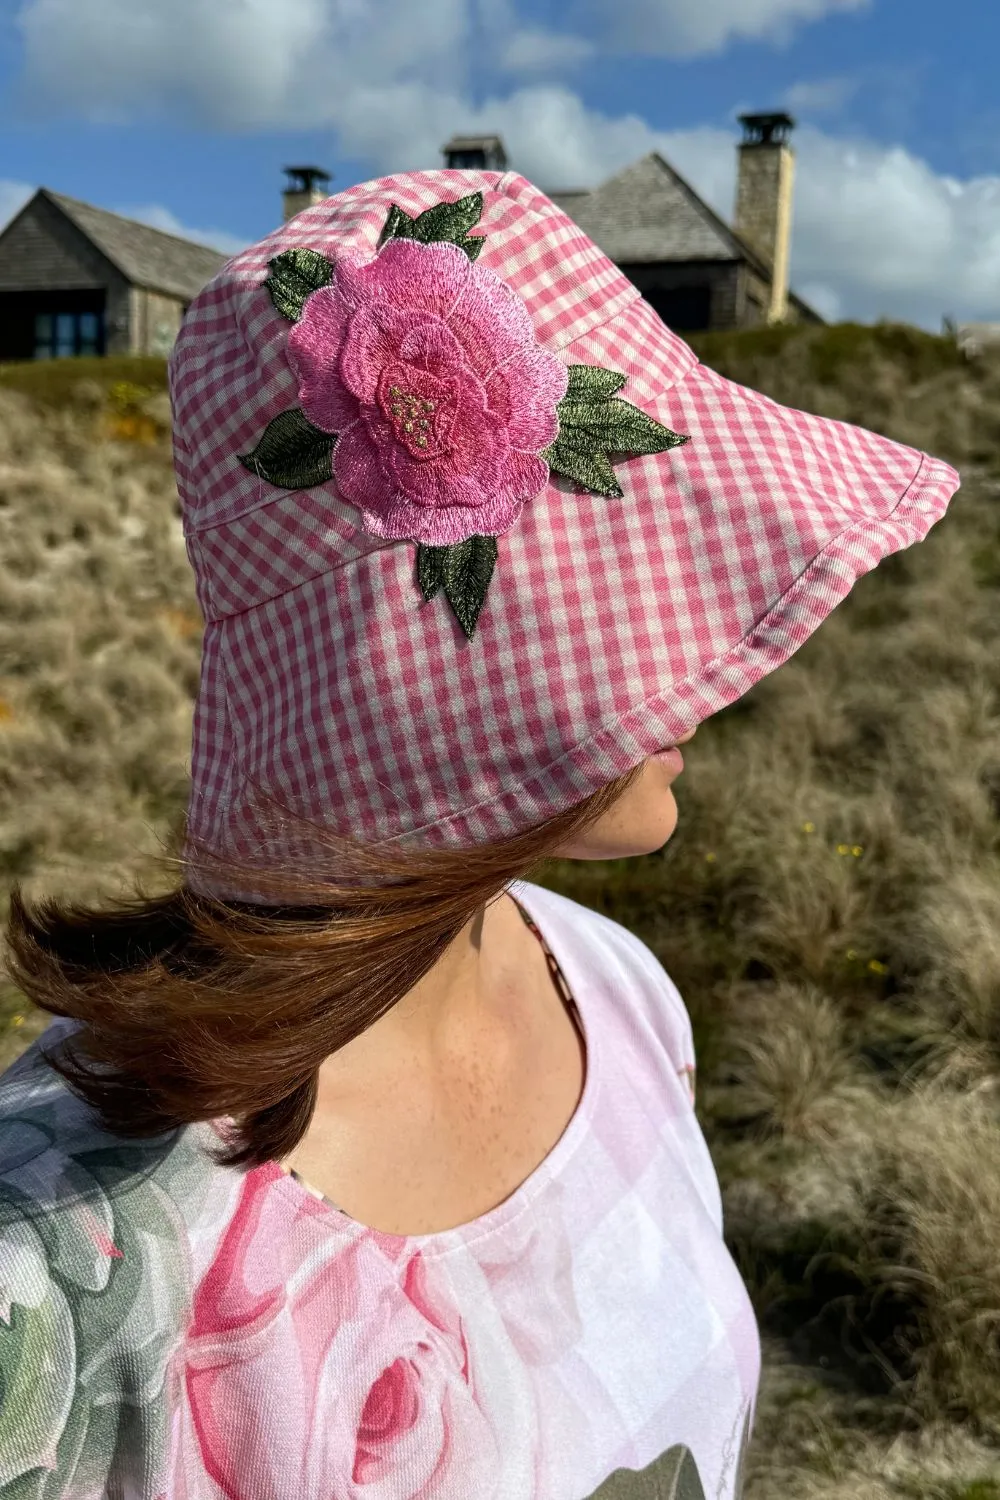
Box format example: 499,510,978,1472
3,326,1000,1497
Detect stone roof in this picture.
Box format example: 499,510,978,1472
547,153,823,322
40,189,230,301
549,155,738,262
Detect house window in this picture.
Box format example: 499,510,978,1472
34,310,104,359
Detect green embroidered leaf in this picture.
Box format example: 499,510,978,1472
417,542,448,602
239,408,336,490
542,437,623,499
565,365,627,400
557,397,689,456
380,192,487,263
415,192,485,243
264,249,335,322
544,364,691,498
378,204,416,248
417,535,498,640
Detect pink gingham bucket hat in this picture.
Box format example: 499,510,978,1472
168,168,961,896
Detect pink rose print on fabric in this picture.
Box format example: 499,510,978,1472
170,1168,539,1498
285,237,569,548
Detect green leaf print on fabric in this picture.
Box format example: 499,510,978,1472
0,1036,198,1498
264,247,335,323
582,1401,754,1499
584,1444,706,1499
238,407,336,491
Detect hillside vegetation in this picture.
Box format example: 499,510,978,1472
3,323,1000,1497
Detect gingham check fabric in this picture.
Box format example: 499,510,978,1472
169,168,961,895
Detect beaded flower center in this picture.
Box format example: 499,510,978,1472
377,366,455,461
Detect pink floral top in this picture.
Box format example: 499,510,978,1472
0,881,760,1499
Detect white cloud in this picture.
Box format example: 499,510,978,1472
402,84,696,188
787,130,1000,326
0,179,36,232
12,0,470,130
662,122,1000,328
112,203,252,257
499,28,596,72
780,75,860,114
576,0,872,57
9,0,1000,331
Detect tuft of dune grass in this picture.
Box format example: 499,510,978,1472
4,332,1000,1497
0,377,199,938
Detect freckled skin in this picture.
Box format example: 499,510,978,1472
283,733,698,1232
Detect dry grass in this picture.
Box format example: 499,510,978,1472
0,367,199,1071
3,328,1000,1496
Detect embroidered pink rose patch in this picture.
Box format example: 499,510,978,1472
239,192,690,640
286,237,568,549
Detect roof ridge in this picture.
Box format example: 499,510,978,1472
42,187,230,257
552,153,823,323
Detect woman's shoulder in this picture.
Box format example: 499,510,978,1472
513,881,696,1093
513,879,676,981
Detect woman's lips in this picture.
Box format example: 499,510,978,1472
653,746,684,773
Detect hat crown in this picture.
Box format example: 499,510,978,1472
169,169,693,548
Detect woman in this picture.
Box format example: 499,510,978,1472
0,168,960,1499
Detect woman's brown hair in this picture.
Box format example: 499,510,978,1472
3,764,646,1172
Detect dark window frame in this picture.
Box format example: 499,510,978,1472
34,308,106,360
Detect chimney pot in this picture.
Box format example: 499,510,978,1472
282,165,332,223
737,111,796,146
441,135,509,172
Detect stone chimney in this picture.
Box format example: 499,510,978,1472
441,135,509,172
282,166,332,223
733,113,796,324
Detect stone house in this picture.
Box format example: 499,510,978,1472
0,115,824,364
0,188,230,362
442,113,825,331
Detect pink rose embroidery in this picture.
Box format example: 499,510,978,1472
286,237,569,549
238,192,690,639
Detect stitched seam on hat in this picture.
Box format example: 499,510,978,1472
214,623,243,824
493,171,679,358
191,537,406,624
489,172,699,383
185,531,221,620
376,449,948,845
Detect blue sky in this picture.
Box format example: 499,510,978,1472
0,0,993,331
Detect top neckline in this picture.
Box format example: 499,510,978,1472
268,880,600,1259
